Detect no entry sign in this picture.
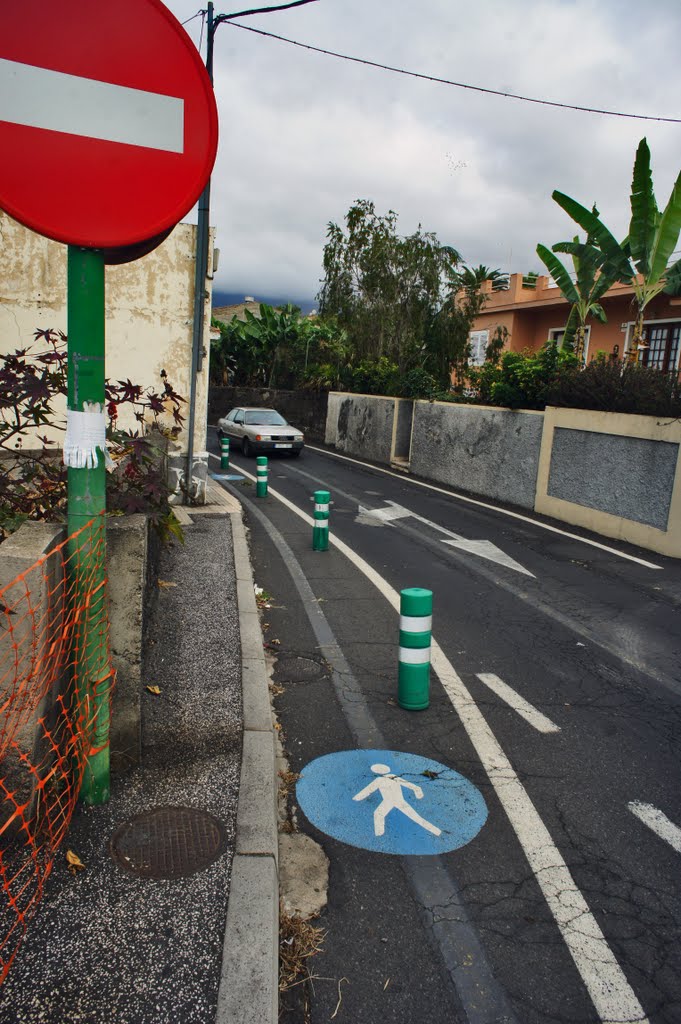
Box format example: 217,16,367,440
0,0,218,248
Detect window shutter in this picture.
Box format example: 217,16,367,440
469,330,489,366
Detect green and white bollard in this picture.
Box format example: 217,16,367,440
313,489,330,551
256,455,268,497
220,435,230,470
398,587,432,710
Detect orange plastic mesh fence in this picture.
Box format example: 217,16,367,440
0,518,114,984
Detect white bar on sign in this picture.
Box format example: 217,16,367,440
0,59,184,153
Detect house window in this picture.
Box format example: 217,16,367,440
638,321,681,373
548,325,590,361
468,330,489,366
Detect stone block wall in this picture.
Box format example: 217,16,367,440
410,402,544,509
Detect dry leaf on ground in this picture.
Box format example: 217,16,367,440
66,850,86,875
146,685,161,695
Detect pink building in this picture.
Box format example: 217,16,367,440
467,273,681,373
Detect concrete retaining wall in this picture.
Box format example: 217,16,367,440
328,393,397,464
0,516,154,793
107,515,149,772
410,401,544,510
0,523,65,821
324,392,681,557
536,407,681,558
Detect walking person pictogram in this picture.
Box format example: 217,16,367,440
353,763,442,837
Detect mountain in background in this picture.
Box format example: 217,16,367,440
212,290,317,315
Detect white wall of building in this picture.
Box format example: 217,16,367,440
0,211,213,497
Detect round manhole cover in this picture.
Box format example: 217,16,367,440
110,806,226,879
276,654,327,681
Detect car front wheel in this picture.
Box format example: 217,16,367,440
242,437,252,457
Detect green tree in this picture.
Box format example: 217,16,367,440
537,223,618,361
551,137,681,360
211,304,348,390
317,199,458,373
456,264,509,292
425,262,503,388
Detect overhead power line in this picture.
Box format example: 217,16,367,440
214,0,319,19
227,20,681,124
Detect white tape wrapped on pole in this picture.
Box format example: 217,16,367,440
63,401,114,470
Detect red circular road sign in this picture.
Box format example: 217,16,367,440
0,0,218,249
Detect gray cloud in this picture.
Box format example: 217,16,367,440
166,0,681,301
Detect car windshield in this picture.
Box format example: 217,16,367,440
244,410,287,426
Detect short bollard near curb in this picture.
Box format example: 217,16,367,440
220,435,230,470
398,588,432,711
313,489,330,551
256,456,268,497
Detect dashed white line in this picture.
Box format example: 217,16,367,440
476,672,561,733
628,801,681,854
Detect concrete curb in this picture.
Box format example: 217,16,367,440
216,510,279,1024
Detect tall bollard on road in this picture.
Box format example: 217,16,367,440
256,455,268,497
398,588,433,710
313,489,330,551
220,435,230,470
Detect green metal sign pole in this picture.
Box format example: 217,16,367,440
66,246,111,806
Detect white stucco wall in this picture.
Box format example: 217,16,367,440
0,211,213,474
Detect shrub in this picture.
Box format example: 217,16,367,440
398,368,439,399
0,330,186,541
341,357,400,396
548,358,681,416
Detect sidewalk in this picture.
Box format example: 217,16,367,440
0,480,279,1024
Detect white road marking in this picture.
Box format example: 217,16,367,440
476,673,561,734
628,801,681,854
442,537,533,576
216,454,649,1024
357,502,411,522
358,499,534,577
0,58,184,153
307,444,662,571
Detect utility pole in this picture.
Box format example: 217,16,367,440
185,0,319,502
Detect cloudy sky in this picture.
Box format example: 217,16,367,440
164,0,681,307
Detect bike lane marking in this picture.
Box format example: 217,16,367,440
229,477,520,1024
214,455,650,1024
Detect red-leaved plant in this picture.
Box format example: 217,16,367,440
0,329,186,541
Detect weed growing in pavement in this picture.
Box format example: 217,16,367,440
254,584,274,608
279,911,326,994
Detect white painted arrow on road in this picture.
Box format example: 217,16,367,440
356,500,535,577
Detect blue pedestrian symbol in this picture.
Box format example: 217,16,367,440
296,749,487,856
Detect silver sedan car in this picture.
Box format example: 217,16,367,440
216,407,304,457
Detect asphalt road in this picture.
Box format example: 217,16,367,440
208,433,681,1024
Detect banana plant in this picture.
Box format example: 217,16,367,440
551,138,681,359
536,233,616,361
